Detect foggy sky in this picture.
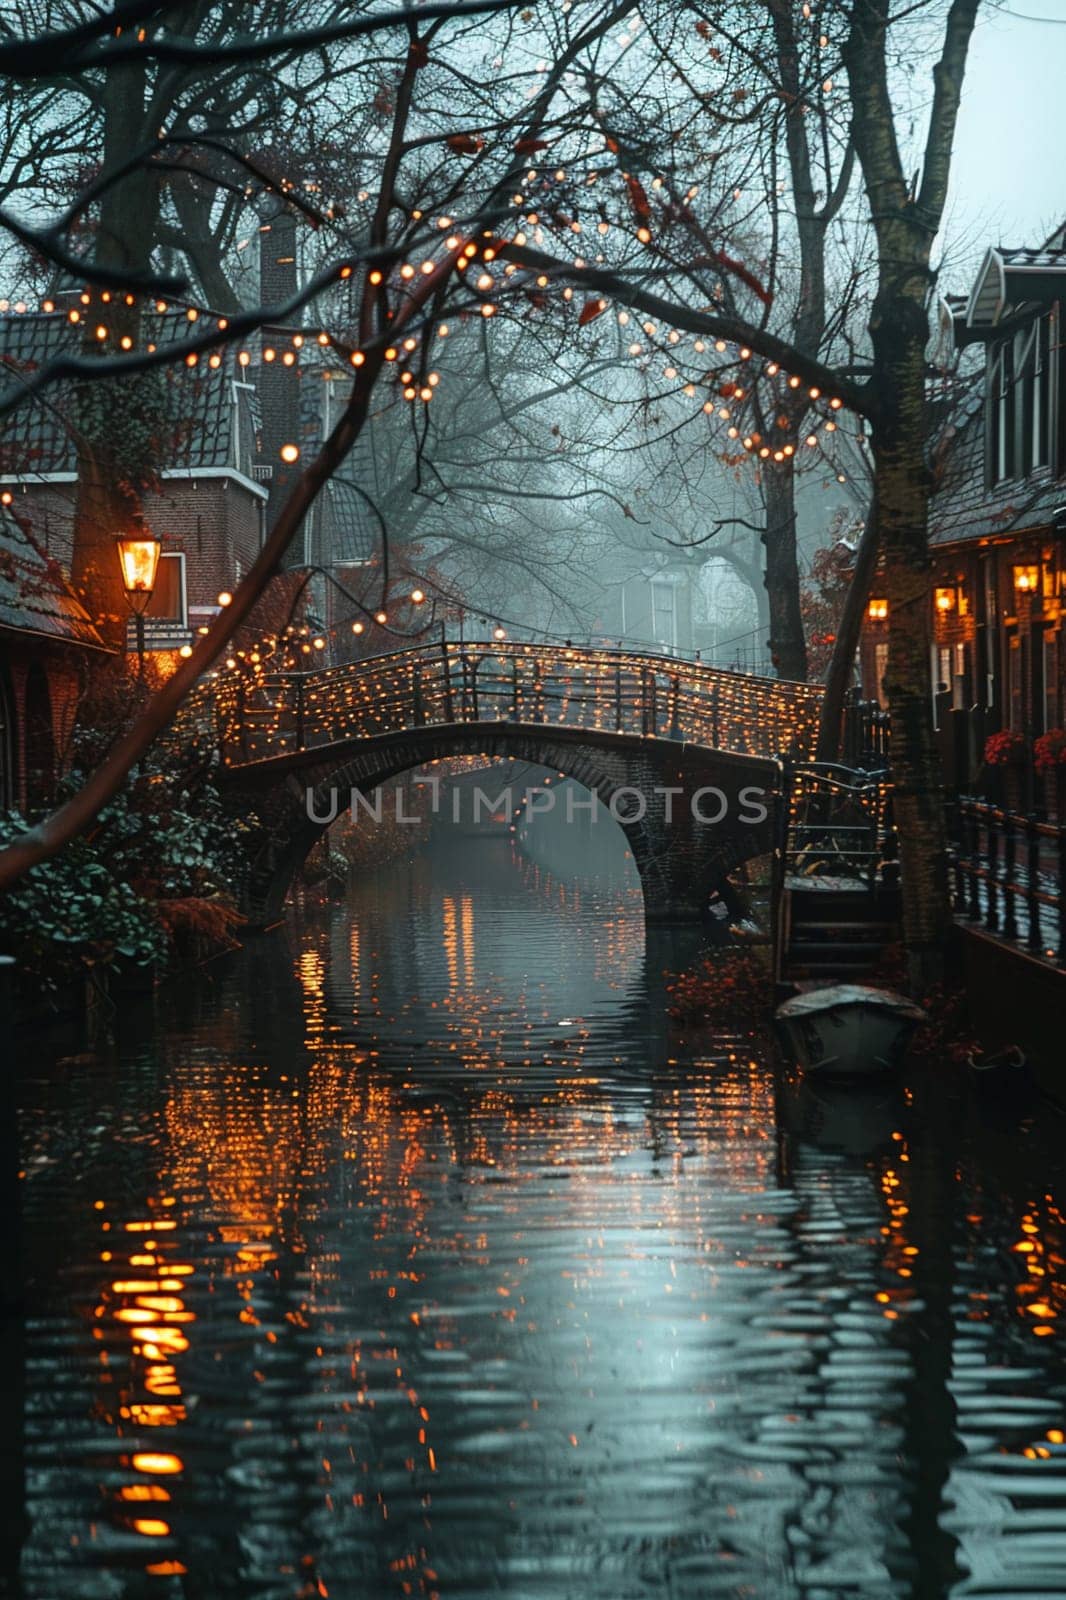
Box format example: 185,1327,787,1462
944,1,1064,273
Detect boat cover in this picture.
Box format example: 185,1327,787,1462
776,984,926,1022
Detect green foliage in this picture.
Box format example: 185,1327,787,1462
70,762,243,902
0,811,167,983
0,755,245,989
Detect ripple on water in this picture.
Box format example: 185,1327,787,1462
13,840,1066,1598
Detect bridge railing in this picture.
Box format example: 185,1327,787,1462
178,641,824,766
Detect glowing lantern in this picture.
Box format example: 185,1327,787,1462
115,521,162,612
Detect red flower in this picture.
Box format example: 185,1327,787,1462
1034,729,1066,776
984,730,1028,767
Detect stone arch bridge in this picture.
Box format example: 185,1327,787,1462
175,641,823,925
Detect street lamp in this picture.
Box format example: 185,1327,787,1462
115,516,161,675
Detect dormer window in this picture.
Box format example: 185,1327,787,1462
987,311,1053,486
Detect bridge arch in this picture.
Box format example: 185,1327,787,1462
174,642,817,927
223,721,782,928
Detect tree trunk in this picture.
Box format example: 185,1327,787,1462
871,298,950,992
762,458,808,681
841,0,980,991
70,61,160,649
816,495,879,761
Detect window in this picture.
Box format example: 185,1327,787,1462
650,578,677,652
953,641,968,709
1033,316,1051,471
874,642,889,708
145,552,187,625
999,338,1015,482
1009,636,1023,730
1045,632,1060,732
23,662,53,814
988,313,1054,485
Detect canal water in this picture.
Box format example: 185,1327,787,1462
10,812,1066,1599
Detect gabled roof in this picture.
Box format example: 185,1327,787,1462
929,383,1063,549
964,243,1066,334
0,309,241,480
319,479,378,565
0,508,105,647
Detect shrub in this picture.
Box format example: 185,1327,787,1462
0,811,167,986
0,757,246,989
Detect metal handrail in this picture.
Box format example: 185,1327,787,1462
954,797,1066,968
782,760,897,892
174,639,825,768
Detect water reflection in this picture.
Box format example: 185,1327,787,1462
12,830,1066,1598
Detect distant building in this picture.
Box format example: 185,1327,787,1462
596,556,696,656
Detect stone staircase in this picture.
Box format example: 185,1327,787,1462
781,883,901,985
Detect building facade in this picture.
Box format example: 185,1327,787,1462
861,231,1066,795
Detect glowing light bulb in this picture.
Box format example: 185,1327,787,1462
217,591,233,607
279,444,300,463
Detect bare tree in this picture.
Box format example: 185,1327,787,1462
0,0,984,990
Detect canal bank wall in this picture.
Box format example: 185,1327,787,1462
956,924,1066,1103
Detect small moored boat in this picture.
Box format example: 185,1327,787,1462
775,983,926,1078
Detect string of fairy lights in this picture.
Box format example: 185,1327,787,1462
0,199,859,489
173,635,823,773
188,558,777,684
2,144,862,710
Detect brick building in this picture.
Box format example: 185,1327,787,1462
0,507,106,813
861,229,1066,793
0,300,268,662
